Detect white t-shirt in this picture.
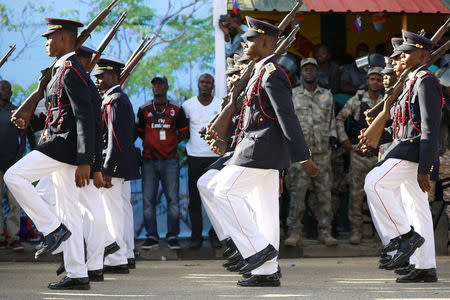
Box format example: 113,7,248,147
182,96,222,157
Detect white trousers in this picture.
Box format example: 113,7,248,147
36,174,109,271
80,184,107,270
198,169,230,241
4,150,87,278
122,181,135,260
103,177,128,266
212,165,279,275
364,159,436,269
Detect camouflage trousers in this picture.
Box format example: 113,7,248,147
348,152,378,230
285,150,333,234
438,150,450,252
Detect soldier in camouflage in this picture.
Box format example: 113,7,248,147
285,58,338,247
336,67,384,244
435,65,450,255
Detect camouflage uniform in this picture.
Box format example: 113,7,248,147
286,84,337,237
336,90,383,233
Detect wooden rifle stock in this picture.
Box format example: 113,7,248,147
0,44,16,69
87,11,127,73
11,0,120,128
119,36,155,87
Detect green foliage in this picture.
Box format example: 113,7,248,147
11,83,38,105
1,0,214,102
88,0,214,100
0,4,9,26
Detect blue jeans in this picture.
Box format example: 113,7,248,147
142,158,180,239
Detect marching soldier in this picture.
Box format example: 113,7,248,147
363,30,441,283
202,17,318,287
6,18,95,289
382,57,397,89
285,57,337,247
336,67,384,245
93,58,139,274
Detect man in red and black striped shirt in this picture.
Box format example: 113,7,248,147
136,76,188,250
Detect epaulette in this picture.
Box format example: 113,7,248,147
64,60,72,68
265,62,276,74
416,70,428,78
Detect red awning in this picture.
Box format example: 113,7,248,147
303,0,450,13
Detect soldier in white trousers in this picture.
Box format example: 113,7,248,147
201,17,318,287
6,18,96,290
362,30,441,283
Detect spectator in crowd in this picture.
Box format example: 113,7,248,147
137,76,189,250
284,58,338,247
313,44,341,94
340,43,370,95
182,74,222,248
435,66,450,255
382,58,397,89
0,80,25,251
335,67,384,245
218,12,248,58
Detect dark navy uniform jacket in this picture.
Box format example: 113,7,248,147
226,55,310,170
380,65,443,174
102,85,139,180
31,71,103,175
88,78,103,173
35,53,94,166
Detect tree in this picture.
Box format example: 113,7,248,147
83,0,214,104
0,0,215,104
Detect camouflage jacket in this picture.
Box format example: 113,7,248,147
336,90,383,143
292,84,337,154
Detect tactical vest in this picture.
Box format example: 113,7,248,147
347,94,371,144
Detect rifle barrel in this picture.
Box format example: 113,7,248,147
277,0,303,31
87,11,127,73
431,17,450,42
0,44,16,69
75,0,121,49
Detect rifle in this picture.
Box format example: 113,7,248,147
366,17,450,119
206,0,303,154
119,36,155,87
124,36,150,68
0,45,16,69
361,20,450,149
11,0,121,129
87,11,127,73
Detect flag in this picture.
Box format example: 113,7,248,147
371,12,387,32
233,0,239,15
293,13,306,27
352,14,362,35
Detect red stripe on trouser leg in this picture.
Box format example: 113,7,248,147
373,160,404,236
226,168,258,254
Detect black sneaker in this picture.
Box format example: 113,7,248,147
168,238,181,250
141,238,159,249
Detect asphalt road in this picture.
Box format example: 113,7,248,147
0,257,449,300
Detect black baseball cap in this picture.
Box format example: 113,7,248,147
151,75,168,85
